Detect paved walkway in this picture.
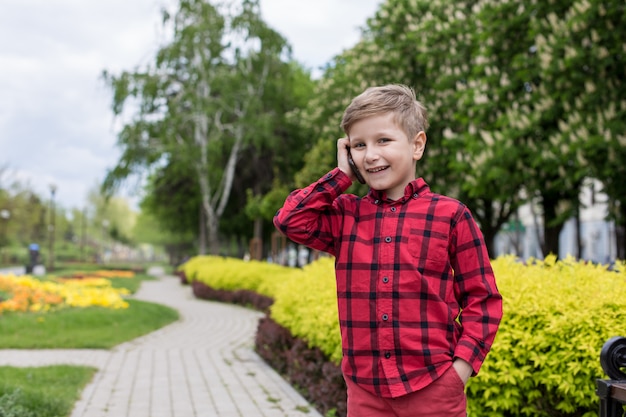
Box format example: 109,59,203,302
0,267,322,417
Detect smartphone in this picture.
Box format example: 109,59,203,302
346,146,366,184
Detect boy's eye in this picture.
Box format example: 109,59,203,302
379,137,391,143
353,143,365,148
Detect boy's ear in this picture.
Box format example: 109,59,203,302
412,131,427,161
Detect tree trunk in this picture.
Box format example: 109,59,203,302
197,169,221,255
617,225,625,261
617,204,626,260
541,194,563,258
195,55,269,256
251,218,263,260
574,209,582,260
198,203,206,255
481,226,496,260
207,210,220,255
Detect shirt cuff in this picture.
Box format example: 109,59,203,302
322,168,353,190
454,336,488,376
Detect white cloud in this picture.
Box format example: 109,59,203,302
0,0,382,210
260,0,380,76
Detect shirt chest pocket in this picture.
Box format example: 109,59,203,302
407,228,449,263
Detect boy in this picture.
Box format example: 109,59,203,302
274,84,502,416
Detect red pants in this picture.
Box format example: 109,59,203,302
344,367,467,417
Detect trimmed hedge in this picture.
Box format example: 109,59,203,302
180,254,626,416
468,255,626,416
180,255,295,298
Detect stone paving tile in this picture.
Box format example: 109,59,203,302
0,267,322,417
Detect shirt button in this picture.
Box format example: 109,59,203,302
384,352,391,359
385,237,392,243
382,276,389,283
382,314,388,321
413,193,418,198
390,207,397,212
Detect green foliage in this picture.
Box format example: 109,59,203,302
245,180,291,222
102,0,315,254
466,255,626,416
293,0,626,257
0,169,47,248
139,160,200,240
181,255,342,361
270,257,342,363
0,366,96,417
181,255,296,298
0,170,148,269
0,389,35,417
185,254,626,416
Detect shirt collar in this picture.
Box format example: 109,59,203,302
367,178,430,203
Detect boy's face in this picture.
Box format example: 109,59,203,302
348,112,426,200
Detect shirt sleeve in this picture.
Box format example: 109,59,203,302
450,208,503,375
273,168,353,256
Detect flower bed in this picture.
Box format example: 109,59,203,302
0,271,131,314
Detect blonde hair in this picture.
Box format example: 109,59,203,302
340,84,429,139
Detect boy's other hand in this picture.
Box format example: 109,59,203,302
337,137,356,182
452,358,472,386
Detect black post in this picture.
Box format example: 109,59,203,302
597,380,626,417
48,184,57,272
597,337,626,417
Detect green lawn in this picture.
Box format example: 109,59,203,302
0,268,180,416
0,365,97,417
109,273,155,294
0,298,179,349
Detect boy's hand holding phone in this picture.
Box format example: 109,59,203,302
337,137,366,184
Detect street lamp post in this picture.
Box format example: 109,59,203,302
0,209,10,265
48,184,57,272
80,207,86,263
100,219,110,264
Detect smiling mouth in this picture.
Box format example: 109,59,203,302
367,166,389,173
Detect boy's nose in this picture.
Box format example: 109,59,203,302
365,148,380,163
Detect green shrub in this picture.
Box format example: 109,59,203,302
0,388,38,417
182,255,342,361
0,365,96,417
183,254,626,416
466,255,626,416
270,257,342,363
180,255,297,298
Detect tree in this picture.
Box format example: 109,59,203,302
0,166,47,248
537,0,626,258
133,210,194,265
391,0,525,256
140,162,201,245
293,0,525,257
294,0,626,260
103,0,294,255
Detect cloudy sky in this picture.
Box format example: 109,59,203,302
0,0,382,210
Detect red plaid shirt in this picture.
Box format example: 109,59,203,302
274,168,502,398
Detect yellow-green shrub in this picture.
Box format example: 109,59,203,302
270,257,342,363
181,255,342,361
466,255,626,417
182,254,626,416
180,255,297,298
